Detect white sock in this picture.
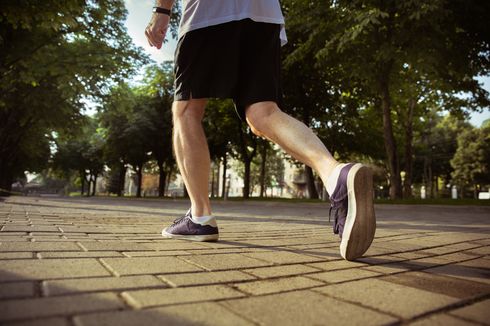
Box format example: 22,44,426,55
191,215,216,226
326,163,346,196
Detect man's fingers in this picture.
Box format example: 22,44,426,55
145,29,156,47
145,14,170,50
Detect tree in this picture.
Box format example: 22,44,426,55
99,83,154,198
0,0,147,195
283,0,490,199
203,99,238,197
137,62,176,197
52,117,105,196
99,83,136,196
451,125,490,198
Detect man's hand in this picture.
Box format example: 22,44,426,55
145,13,170,49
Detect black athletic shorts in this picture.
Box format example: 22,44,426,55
173,18,283,120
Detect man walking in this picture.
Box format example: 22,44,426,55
145,0,375,260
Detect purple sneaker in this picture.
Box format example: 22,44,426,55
329,163,376,260
162,210,219,242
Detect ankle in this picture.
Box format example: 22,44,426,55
191,207,212,217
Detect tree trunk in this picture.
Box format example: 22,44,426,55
243,158,251,198
158,161,166,197
259,142,267,198
85,174,91,197
0,164,13,196
91,174,97,196
165,166,173,195
236,119,257,199
80,170,86,196
221,154,227,198
136,165,143,198
118,164,126,197
305,165,319,199
183,184,189,198
211,163,216,198
403,98,415,198
380,80,402,199
428,164,433,199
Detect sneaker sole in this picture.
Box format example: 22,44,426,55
339,164,376,261
161,229,219,242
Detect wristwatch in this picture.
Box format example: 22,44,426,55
153,7,171,16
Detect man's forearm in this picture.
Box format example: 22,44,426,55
155,0,175,10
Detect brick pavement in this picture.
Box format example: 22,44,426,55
0,196,489,325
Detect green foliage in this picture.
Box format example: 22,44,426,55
451,125,490,194
0,0,147,195
281,0,490,199
98,62,175,197
52,116,105,194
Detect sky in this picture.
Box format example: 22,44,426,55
122,0,489,127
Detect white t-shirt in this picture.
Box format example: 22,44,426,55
178,0,287,45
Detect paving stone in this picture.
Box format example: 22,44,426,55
222,290,397,326
2,226,59,232
307,268,380,283
315,278,458,318
0,252,34,259
233,275,324,295
363,262,416,275
435,252,480,264
44,275,165,295
243,264,320,278
78,242,150,251
390,251,433,260
0,259,111,281
381,271,490,299
356,255,406,265
100,257,202,276
0,242,81,252
463,246,490,255
4,317,70,326
122,285,245,308
306,259,368,271
425,264,490,285
242,251,324,264
122,250,190,257
456,258,490,270
0,282,36,299
74,302,253,326
0,292,124,322
38,251,124,258
139,242,206,251
449,299,490,325
182,253,273,271
408,313,479,326
159,271,255,287
422,243,482,255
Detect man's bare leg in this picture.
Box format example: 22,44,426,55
245,101,339,184
172,99,211,217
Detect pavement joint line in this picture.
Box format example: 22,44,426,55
444,313,487,326
214,301,262,326
76,242,88,252
177,256,212,272
120,284,337,311
398,292,490,325
97,258,120,277
310,286,404,322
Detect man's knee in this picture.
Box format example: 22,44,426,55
172,99,207,123
245,101,280,137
